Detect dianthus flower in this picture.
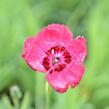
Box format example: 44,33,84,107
22,24,87,93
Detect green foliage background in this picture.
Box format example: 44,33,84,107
0,0,109,109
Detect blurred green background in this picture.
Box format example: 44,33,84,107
0,0,109,109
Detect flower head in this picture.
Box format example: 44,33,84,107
22,24,87,93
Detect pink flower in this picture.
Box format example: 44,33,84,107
22,24,87,93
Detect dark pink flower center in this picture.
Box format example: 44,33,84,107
42,45,71,73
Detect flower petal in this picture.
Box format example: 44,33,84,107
67,36,87,64
46,72,69,93
47,24,73,39
22,37,46,72
36,24,73,45
65,64,85,88
46,64,85,93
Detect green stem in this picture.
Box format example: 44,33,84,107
45,82,49,109
35,73,45,109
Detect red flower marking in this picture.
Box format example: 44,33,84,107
43,45,71,74
22,24,87,93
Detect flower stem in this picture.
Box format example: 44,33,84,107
35,73,45,109
45,82,49,109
